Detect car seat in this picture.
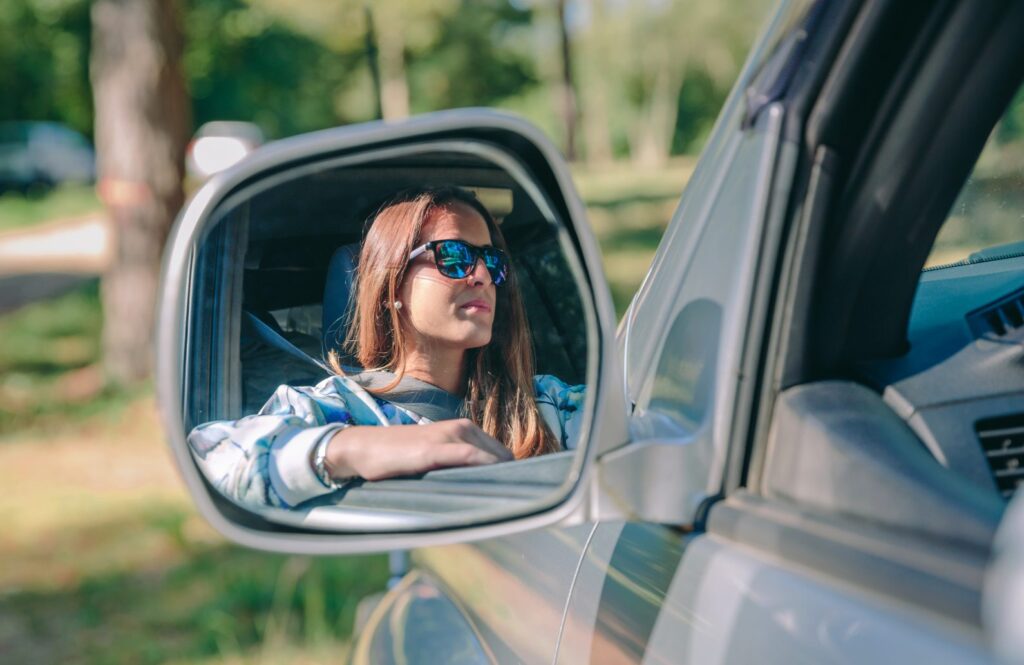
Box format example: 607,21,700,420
321,242,362,368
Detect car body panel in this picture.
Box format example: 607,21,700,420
410,525,594,664
617,0,804,521
350,570,493,665
555,522,688,664
557,522,989,664
622,106,793,520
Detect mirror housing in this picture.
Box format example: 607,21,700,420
156,110,639,553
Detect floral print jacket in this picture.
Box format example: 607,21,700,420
187,374,586,510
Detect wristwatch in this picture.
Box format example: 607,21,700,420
311,432,354,490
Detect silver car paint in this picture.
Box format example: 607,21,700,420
351,571,493,664
557,522,989,664
618,5,799,523
619,105,790,522
351,526,597,664
412,525,595,664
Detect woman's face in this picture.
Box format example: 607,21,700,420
398,201,497,351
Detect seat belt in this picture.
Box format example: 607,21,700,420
243,310,330,373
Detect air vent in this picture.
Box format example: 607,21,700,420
967,288,1024,338
977,414,1024,500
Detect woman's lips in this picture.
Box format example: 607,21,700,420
460,299,492,313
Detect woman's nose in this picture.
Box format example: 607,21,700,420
467,257,492,286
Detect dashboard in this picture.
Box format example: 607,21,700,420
862,254,1024,499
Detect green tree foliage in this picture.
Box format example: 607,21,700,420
407,1,538,112
0,0,355,140
250,0,539,124
0,0,93,136
575,0,769,165
185,0,361,137
4,0,771,160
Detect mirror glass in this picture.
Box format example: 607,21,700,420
181,143,594,531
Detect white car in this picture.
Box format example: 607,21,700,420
0,121,95,193
185,121,264,180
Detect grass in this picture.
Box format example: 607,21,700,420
0,279,135,436
0,184,101,233
0,282,390,664
574,157,693,315
0,396,390,664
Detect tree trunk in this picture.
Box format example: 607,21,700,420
375,3,410,121
556,0,578,161
579,0,614,167
629,61,686,168
581,72,614,166
363,5,384,121
91,0,190,385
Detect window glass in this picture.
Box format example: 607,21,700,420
927,86,1024,268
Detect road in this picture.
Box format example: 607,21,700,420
0,272,97,315
0,214,108,314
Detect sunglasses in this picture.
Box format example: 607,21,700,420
408,239,509,286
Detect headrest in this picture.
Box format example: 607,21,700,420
322,242,361,360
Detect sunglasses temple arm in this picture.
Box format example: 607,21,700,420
408,244,429,261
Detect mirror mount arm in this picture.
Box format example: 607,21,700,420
587,438,707,526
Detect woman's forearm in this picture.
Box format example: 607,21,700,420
323,426,368,481
321,420,511,483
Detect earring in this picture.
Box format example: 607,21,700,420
393,300,403,310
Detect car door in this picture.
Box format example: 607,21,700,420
555,0,1023,662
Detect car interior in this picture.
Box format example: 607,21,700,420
864,234,1024,501
740,2,1024,583
185,148,593,530
843,65,1024,507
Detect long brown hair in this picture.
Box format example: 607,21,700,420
328,187,559,458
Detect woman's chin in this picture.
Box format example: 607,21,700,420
456,327,493,349
466,333,493,349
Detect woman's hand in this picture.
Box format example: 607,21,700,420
324,418,513,482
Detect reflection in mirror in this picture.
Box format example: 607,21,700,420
183,147,591,531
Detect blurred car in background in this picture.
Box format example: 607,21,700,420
0,121,96,194
186,121,265,181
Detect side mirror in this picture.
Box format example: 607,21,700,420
156,110,629,553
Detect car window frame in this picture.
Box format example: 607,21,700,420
178,135,609,534
710,0,1024,631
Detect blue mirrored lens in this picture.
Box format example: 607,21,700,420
482,249,508,285
433,240,508,285
436,241,473,277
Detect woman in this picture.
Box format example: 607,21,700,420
189,187,585,509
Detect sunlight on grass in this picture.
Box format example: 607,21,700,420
575,162,685,315
0,282,390,663
0,185,101,233
0,394,389,664
572,157,694,208
0,280,119,435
